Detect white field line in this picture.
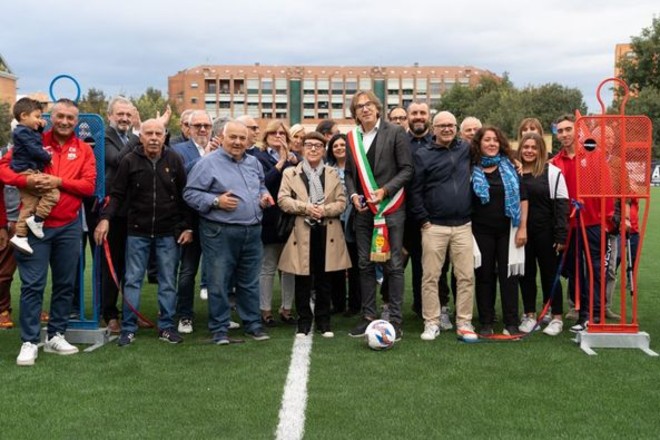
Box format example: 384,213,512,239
275,331,314,440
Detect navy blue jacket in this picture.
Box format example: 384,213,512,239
409,138,472,227
10,125,51,172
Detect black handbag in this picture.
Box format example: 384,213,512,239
276,190,297,241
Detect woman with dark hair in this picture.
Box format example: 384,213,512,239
326,133,361,316
278,132,351,337
252,120,297,326
517,132,569,336
470,126,528,336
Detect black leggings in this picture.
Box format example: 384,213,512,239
520,228,563,315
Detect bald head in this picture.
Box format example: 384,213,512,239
222,121,249,160
432,111,458,147
140,118,166,159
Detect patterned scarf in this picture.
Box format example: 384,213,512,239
471,154,521,227
302,159,325,204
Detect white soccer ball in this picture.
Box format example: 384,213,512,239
365,319,396,351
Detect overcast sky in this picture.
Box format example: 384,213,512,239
1,0,657,114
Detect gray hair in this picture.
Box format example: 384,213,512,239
107,96,132,116
460,116,482,132
213,116,230,136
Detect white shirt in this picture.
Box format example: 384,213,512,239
359,119,381,153
193,140,206,157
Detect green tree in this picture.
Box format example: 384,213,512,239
0,102,11,147
132,87,179,133
617,17,660,158
78,88,108,117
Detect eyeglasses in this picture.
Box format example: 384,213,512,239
303,143,325,150
191,123,211,130
269,130,288,136
390,116,407,122
355,101,375,111
248,125,259,131
433,123,456,130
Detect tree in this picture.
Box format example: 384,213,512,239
78,88,108,117
132,87,179,134
617,17,660,158
0,102,12,148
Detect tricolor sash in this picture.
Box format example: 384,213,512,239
347,127,404,262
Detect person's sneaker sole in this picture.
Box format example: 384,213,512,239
43,345,79,355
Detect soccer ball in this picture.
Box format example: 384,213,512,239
365,319,396,351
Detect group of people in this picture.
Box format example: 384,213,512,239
0,89,633,366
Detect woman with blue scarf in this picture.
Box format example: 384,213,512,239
470,126,528,336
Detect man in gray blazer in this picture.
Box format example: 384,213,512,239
344,91,413,340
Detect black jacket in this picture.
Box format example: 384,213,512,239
409,138,472,226
101,145,191,237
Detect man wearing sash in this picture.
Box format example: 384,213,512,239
345,91,413,340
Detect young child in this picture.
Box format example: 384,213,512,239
8,97,60,255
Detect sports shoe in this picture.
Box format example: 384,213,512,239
318,330,334,338
159,328,183,344
518,316,538,334
606,308,621,320
348,318,372,338
213,333,244,345
420,323,440,341
392,322,403,341
543,318,564,336
541,311,552,325
44,333,79,355
456,322,478,342
565,307,578,321
10,235,33,255
118,331,135,346
570,319,588,333
0,310,14,329
199,287,208,300
246,329,270,341
503,325,520,336
229,320,241,330
16,342,39,366
26,216,45,239
439,307,453,331
178,318,193,334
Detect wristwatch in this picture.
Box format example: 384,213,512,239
212,197,220,209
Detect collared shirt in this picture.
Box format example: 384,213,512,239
193,140,206,158
267,147,280,161
358,118,381,153
183,148,268,225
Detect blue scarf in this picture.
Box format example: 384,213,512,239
472,154,521,226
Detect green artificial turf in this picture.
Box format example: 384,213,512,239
1,190,659,439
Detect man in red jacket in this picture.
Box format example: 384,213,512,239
0,98,96,366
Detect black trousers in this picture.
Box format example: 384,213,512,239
296,226,332,333
474,227,519,327
520,227,563,315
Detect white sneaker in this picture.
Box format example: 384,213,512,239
44,333,79,355
456,322,479,342
320,331,334,338
439,306,453,331
518,316,538,333
16,342,39,366
26,216,45,239
199,287,208,300
420,323,440,341
10,235,33,255
543,319,564,336
178,318,193,334
229,320,240,330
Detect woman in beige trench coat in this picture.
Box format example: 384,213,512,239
278,132,351,338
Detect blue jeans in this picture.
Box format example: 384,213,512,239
199,219,262,336
16,219,81,343
122,235,180,333
176,230,205,319
354,208,405,324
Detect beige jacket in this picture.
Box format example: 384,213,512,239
277,163,351,275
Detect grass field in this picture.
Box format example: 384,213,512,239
2,190,660,439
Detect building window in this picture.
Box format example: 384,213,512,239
206,80,217,94
190,82,199,89
429,81,442,96
359,78,372,90
234,79,245,95
387,78,399,95
247,79,259,95
191,97,198,104
275,78,287,94
345,78,357,94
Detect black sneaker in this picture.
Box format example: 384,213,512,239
246,329,270,341
392,322,403,341
348,318,372,338
159,328,183,344
479,325,494,336
503,325,520,336
570,319,588,333
118,331,135,347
